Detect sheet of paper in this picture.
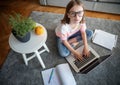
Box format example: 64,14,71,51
92,29,118,50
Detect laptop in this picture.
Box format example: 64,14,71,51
66,45,111,73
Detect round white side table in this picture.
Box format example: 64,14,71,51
9,23,49,69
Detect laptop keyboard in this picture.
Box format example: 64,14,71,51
74,52,97,69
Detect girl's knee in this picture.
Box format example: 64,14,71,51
60,52,70,57
86,30,93,40
59,51,70,58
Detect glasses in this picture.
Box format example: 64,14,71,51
69,11,84,17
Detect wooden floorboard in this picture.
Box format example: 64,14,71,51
0,0,120,68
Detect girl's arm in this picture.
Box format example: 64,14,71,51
81,30,89,57
81,30,88,48
62,40,83,60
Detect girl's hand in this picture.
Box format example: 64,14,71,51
63,40,83,60
73,51,83,61
82,46,90,57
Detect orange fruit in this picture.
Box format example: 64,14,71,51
35,26,44,35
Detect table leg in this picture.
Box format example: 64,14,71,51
35,50,46,69
43,43,50,52
22,54,28,66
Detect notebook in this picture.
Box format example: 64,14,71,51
92,29,118,50
41,63,76,85
66,45,111,73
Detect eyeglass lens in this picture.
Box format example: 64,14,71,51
69,11,83,17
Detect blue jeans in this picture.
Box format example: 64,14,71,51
56,29,93,57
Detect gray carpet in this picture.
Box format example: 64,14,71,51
0,11,120,85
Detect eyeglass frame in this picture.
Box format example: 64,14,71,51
68,11,84,17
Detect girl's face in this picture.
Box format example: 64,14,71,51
68,5,84,24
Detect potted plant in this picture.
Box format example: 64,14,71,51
9,13,36,42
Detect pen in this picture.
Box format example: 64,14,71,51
48,68,54,83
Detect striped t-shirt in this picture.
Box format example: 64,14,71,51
55,23,86,40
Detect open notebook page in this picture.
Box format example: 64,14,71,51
41,67,61,85
41,63,76,85
56,63,76,85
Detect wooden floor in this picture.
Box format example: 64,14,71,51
0,0,120,68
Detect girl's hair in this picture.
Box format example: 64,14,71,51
61,0,85,24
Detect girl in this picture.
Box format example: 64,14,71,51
55,0,93,60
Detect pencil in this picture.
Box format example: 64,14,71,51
48,68,54,83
